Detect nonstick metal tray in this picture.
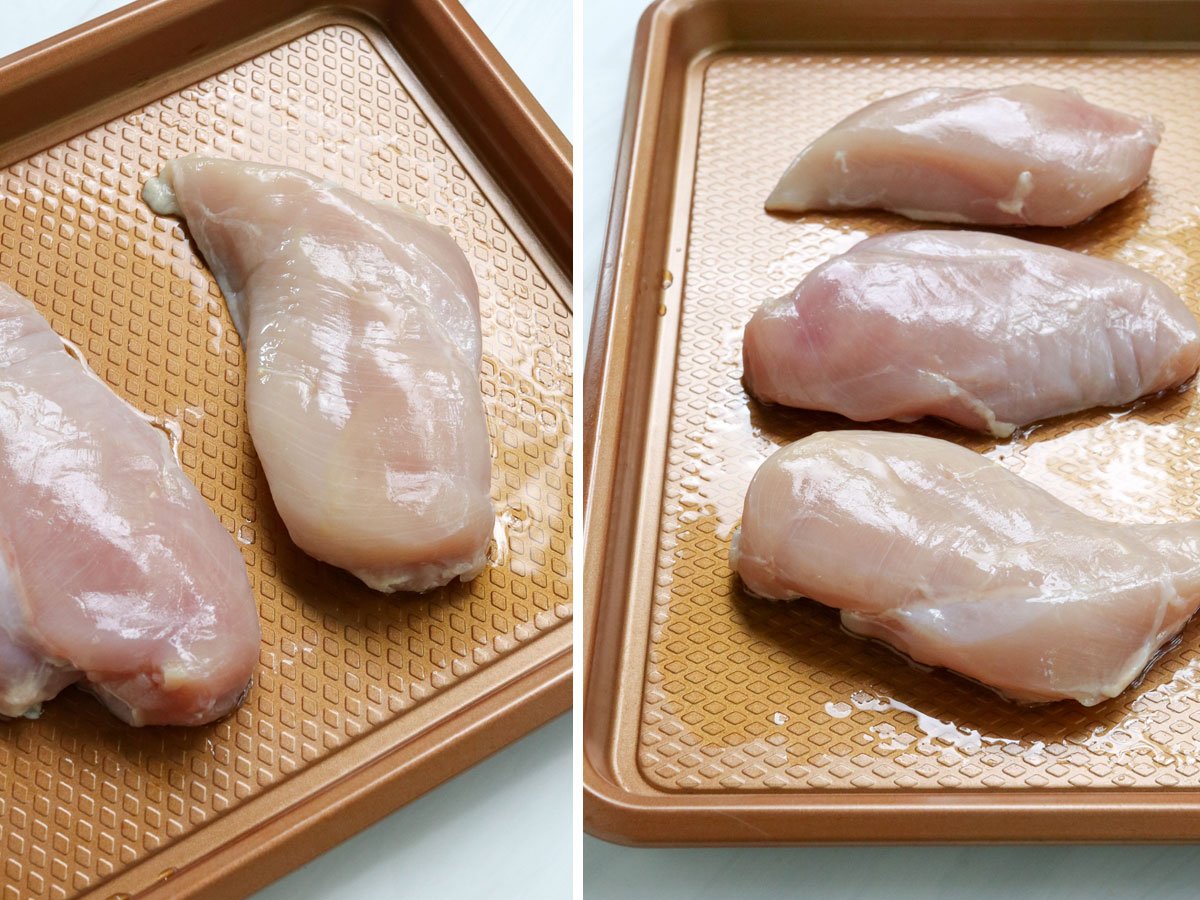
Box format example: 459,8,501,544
0,0,572,895
585,0,1200,845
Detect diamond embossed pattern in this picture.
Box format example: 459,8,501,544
639,54,1200,793
0,24,570,898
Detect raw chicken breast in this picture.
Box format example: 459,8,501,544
733,431,1200,706
743,231,1200,437
765,84,1160,226
143,157,494,592
0,285,259,725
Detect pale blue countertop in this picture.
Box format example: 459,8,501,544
582,0,1200,897
1,3,570,899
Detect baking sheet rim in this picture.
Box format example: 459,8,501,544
0,0,573,894
583,0,1200,845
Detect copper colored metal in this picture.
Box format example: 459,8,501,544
0,0,571,896
585,0,1200,845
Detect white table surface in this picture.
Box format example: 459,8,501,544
581,1,1200,896
0,3,570,899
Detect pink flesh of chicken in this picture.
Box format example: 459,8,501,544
143,157,494,593
765,84,1161,226
0,285,260,725
732,431,1200,706
743,231,1200,437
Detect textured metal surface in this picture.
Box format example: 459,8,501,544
638,53,1200,794
0,21,571,899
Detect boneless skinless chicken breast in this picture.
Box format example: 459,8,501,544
744,231,1200,436
143,158,494,592
766,85,1160,226
0,285,259,725
733,432,1200,706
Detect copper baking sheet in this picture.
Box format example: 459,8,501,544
0,0,572,896
585,0,1200,844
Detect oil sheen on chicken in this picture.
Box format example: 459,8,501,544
732,431,1200,706
0,285,259,725
143,157,494,593
766,84,1161,226
743,231,1200,437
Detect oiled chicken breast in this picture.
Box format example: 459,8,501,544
144,157,493,592
733,431,1200,706
0,285,259,725
766,84,1160,226
743,231,1200,437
